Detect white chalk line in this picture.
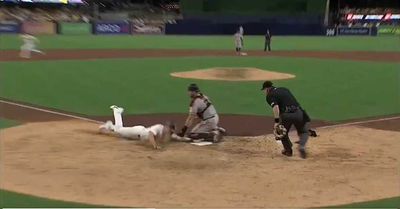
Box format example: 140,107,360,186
1,99,399,130
318,115,400,129
0,99,102,124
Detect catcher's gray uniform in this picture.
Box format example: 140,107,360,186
190,93,219,134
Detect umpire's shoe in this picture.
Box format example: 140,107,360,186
299,148,307,159
281,149,293,157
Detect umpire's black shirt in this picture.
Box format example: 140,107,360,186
266,87,300,114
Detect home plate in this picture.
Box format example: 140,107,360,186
241,52,248,56
190,141,213,146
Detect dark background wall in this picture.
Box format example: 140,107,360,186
168,0,326,35
180,0,326,16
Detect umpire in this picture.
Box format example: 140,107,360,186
264,29,271,52
261,81,310,158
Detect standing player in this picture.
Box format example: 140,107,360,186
234,30,244,55
264,29,272,52
19,33,45,58
99,105,176,149
239,25,244,46
178,84,225,143
261,81,311,159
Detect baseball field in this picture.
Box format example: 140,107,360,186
0,35,399,208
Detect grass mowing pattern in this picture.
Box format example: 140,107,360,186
1,57,399,121
0,35,399,51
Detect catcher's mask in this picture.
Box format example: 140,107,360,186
274,124,287,140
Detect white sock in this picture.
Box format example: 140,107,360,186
113,108,123,130
32,49,44,54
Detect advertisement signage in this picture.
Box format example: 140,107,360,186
0,23,20,33
345,13,400,21
337,27,371,36
94,21,130,35
131,23,165,34
60,22,91,35
378,26,400,35
325,27,336,36
21,22,56,35
32,0,67,3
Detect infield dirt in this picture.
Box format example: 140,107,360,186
1,120,399,208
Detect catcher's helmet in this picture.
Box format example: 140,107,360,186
188,83,200,92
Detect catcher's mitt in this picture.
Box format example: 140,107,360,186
274,124,287,140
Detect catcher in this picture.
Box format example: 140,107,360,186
261,81,317,159
178,83,225,143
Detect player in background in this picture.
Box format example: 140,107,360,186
234,30,244,55
99,105,178,149
19,33,45,58
264,29,272,52
239,25,244,46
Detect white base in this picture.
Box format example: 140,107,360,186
190,142,213,146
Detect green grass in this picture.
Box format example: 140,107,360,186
1,57,399,121
1,189,398,208
331,196,400,208
0,118,19,129
0,190,105,208
1,35,399,51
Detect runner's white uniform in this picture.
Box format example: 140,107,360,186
239,26,244,35
234,32,243,49
20,34,44,58
107,107,164,141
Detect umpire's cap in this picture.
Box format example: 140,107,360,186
261,81,273,90
188,83,200,92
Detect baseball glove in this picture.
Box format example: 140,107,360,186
274,124,287,140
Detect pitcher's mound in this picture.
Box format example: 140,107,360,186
170,67,295,81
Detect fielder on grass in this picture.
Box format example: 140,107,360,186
99,105,181,149
19,33,45,58
239,25,244,46
234,30,244,55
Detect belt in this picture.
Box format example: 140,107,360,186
284,106,300,113
202,115,216,121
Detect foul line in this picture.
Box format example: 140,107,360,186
0,99,102,124
318,115,400,130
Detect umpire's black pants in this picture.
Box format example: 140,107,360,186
280,110,309,151
264,41,271,51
